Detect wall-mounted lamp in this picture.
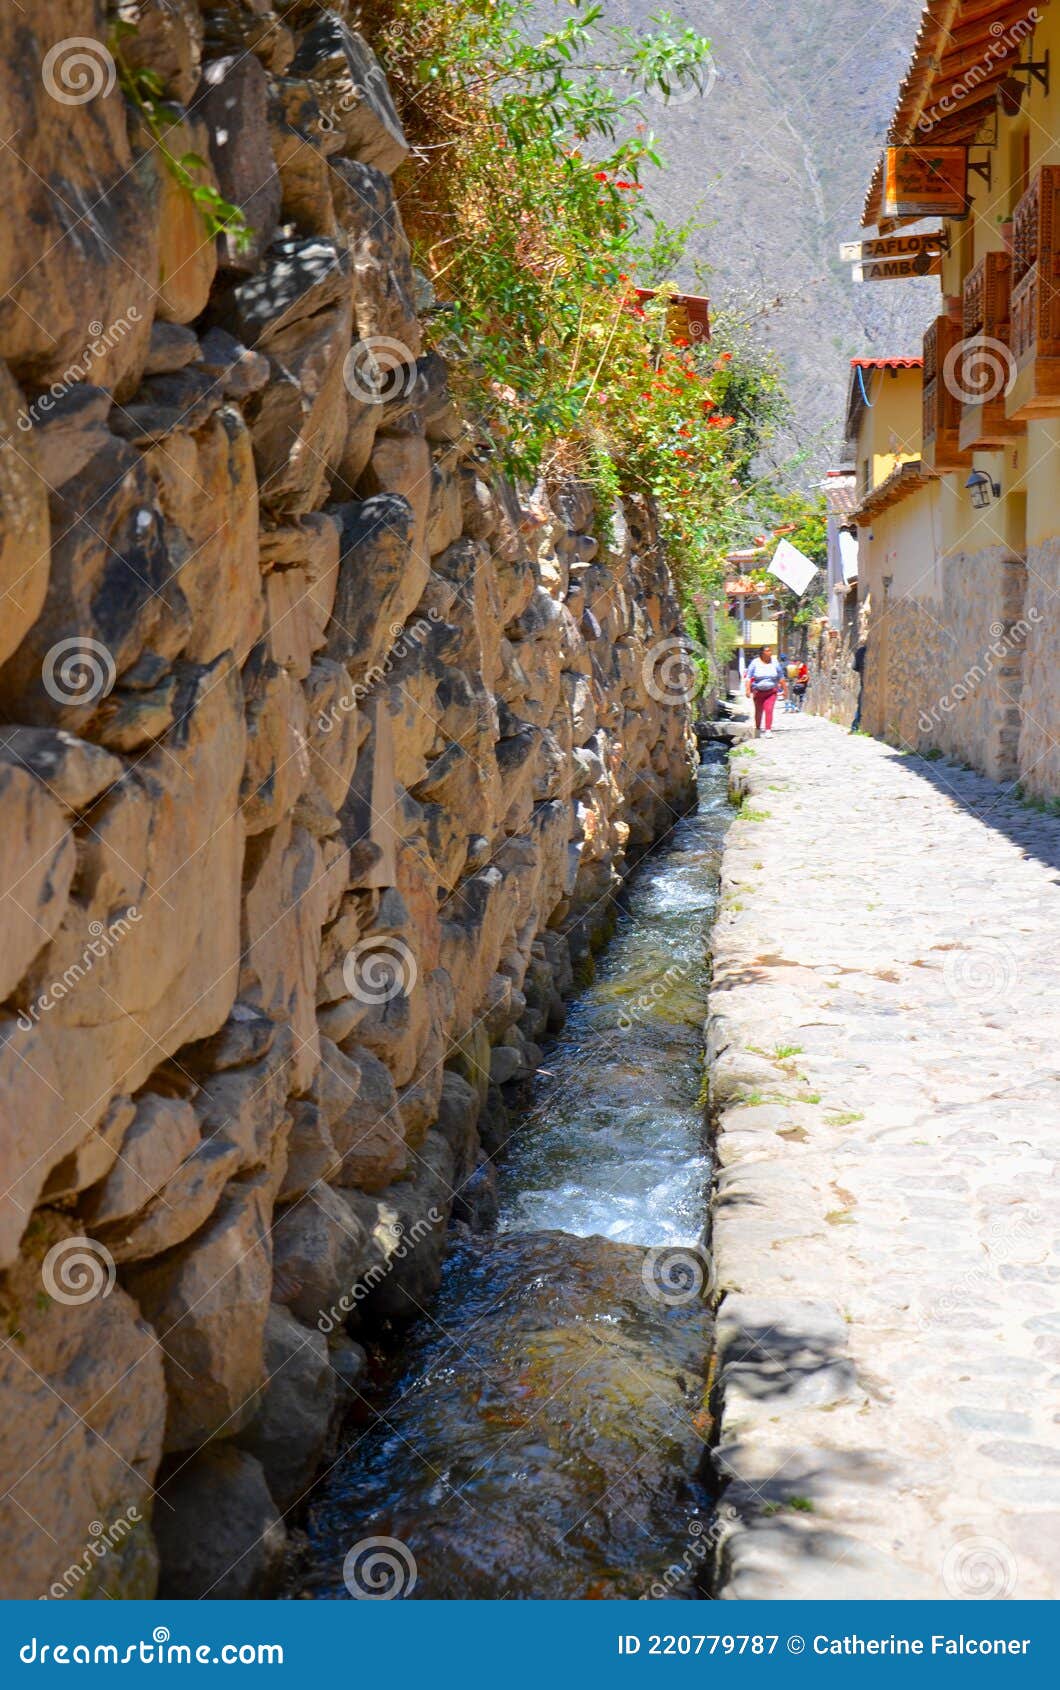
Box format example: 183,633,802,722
966,469,1001,509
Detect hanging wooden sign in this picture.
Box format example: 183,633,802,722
839,231,946,263
852,254,943,283
882,146,968,218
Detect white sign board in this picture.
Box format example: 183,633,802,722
768,538,819,598
839,528,859,584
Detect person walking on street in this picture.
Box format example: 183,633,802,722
745,644,786,737
851,640,867,732
791,659,809,712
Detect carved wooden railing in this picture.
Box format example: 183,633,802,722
923,314,970,471
958,251,1021,446
1009,166,1060,416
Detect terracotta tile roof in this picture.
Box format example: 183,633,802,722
850,356,924,370
821,472,859,518
861,0,1049,228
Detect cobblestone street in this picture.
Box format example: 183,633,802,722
709,713,1060,1599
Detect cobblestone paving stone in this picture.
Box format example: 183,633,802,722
707,713,1060,1600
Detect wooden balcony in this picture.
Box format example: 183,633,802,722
957,252,1023,450
922,315,971,473
1006,166,1060,421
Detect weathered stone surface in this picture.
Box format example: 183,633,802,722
199,53,281,272
330,159,421,353
250,303,352,515
19,655,245,1133
0,365,50,666
143,407,263,666
0,726,123,812
149,109,219,325
122,1171,274,1452
240,649,310,833
291,18,409,174
276,1100,342,1201
195,326,270,397
155,1446,285,1599
0,763,75,1001
242,819,326,1093
324,495,428,685
0,436,179,730
0,7,156,394
324,1040,407,1191
271,1182,374,1328
115,0,203,105
236,1304,336,1509
224,237,351,347
0,1021,78,1267
0,1216,165,1599
353,1130,455,1321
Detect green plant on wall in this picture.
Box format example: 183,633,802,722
110,21,251,250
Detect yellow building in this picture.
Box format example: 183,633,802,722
852,0,1060,789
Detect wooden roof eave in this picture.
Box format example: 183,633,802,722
861,0,1050,229
853,460,938,526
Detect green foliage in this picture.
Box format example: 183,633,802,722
745,487,830,628
111,21,251,249
373,0,797,609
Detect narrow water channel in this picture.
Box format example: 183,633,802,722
302,754,731,1600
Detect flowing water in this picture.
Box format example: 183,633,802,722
302,755,731,1600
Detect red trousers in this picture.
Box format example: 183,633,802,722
753,687,778,732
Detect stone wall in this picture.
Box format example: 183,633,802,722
805,612,863,730
1016,534,1060,798
860,548,1029,783
0,1,695,1598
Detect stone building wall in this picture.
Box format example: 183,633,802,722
0,1,695,1598
1016,535,1060,798
860,548,1030,783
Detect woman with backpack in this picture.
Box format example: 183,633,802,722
744,644,786,737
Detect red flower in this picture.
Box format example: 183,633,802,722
594,172,608,182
